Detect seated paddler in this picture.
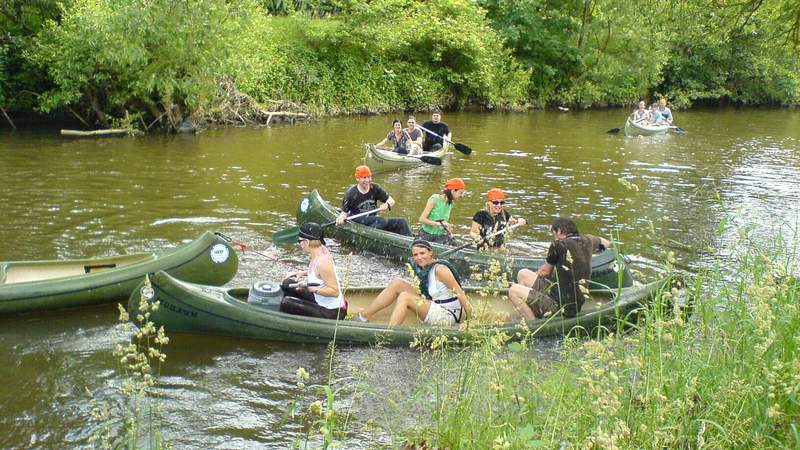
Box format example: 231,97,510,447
335,165,412,236
469,188,527,251
280,222,347,320
355,239,470,326
507,217,611,320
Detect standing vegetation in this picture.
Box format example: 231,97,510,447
1,0,798,129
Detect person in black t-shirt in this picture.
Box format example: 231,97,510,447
420,110,452,152
507,217,611,320
335,165,412,236
469,188,526,250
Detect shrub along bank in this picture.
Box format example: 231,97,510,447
0,0,798,130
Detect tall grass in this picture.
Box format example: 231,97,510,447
88,276,171,449
369,229,799,449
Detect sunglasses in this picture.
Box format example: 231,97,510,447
491,200,505,205
297,238,309,244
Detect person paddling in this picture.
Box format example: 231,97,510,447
421,110,451,152
280,222,347,320
418,177,466,246
336,165,412,236
375,119,412,154
469,188,527,250
355,239,469,326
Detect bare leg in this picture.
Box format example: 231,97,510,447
508,283,536,320
516,268,538,287
361,278,416,321
388,292,430,325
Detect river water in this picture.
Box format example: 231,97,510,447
1,109,799,448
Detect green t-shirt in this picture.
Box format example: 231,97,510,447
420,193,453,235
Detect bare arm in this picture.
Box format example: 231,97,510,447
418,196,438,227
536,262,554,279
435,265,469,320
469,220,482,242
381,195,395,212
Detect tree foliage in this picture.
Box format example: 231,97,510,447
1,0,799,128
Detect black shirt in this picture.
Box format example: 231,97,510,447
472,210,511,248
421,120,450,151
545,234,604,317
341,184,389,216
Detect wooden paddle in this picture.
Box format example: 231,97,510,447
271,207,383,246
438,222,524,258
416,123,473,155
368,144,442,165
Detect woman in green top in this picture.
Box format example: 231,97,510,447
417,177,467,246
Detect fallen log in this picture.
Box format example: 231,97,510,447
61,129,143,137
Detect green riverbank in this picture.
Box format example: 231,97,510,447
290,228,798,448
2,0,799,131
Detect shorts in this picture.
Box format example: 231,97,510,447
423,298,462,325
525,278,560,318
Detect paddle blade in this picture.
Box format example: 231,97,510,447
453,142,472,155
670,126,687,134
271,226,300,246
420,155,442,165
606,127,622,134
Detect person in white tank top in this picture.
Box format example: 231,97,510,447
357,239,470,327
280,222,346,320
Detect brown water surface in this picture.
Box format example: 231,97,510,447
1,109,799,448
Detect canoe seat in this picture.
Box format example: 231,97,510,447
84,263,117,274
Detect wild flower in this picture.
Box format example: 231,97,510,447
90,275,170,447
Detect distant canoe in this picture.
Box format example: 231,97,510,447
0,231,238,315
624,117,670,136
129,270,665,346
363,143,448,172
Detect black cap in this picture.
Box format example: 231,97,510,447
431,108,442,115
299,222,325,245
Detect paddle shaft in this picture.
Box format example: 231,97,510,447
328,206,383,226
439,222,524,258
415,123,472,154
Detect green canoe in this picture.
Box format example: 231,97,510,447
0,231,238,315
624,116,670,136
295,189,633,289
363,143,449,173
129,270,664,346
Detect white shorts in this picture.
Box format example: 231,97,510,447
423,299,462,325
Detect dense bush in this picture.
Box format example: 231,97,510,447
1,0,798,128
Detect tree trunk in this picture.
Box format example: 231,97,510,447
0,107,16,130
578,0,592,49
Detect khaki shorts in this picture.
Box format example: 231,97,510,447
526,278,559,318
424,299,462,325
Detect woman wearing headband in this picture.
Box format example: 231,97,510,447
355,239,469,326
280,222,347,320
417,177,467,246
470,188,526,250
